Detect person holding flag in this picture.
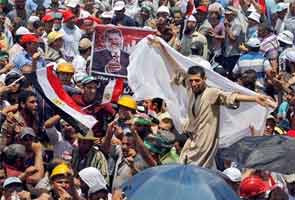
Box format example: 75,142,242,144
148,37,275,168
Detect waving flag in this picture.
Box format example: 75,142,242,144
27,65,97,134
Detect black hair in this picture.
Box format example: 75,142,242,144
187,65,206,78
259,22,273,33
104,28,122,40
18,90,37,106
240,69,257,91
36,5,46,12
33,20,45,29
248,46,260,52
152,98,163,112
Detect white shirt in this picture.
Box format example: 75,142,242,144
59,25,82,59
73,55,87,74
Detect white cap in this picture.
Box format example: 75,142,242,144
286,49,295,62
247,4,256,13
28,16,40,24
113,1,125,11
223,167,242,182
66,0,79,8
100,11,113,19
15,26,33,36
208,2,224,15
246,37,261,48
78,167,107,192
283,174,295,183
274,2,289,13
156,5,170,15
248,11,261,23
278,30,294,45
3,177,22,188
187,15,196,22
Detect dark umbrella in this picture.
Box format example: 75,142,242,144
121,164,240,200
219,135,295,174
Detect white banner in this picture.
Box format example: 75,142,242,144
128,36,272,148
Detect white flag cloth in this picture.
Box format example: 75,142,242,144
128,36,272,148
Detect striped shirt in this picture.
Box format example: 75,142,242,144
233,51,272,86
260,34,280,60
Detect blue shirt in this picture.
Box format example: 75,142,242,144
278,101,289,120
25,0,51,16
233,51,272,86
13,51,45,69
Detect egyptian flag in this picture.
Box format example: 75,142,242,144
27,65,98,135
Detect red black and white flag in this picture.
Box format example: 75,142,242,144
27,65,98,134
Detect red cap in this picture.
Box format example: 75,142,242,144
287,130,295,138
196,5,208,13
63,10,75,22
42,14,54,22
20,34,39,45
240,176,272,198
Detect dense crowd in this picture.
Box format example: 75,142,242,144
0,0,294,199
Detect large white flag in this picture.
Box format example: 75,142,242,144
128,36,272,148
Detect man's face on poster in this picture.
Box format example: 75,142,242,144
105,32,123,52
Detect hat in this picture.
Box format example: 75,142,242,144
3,177,22,189
3,144,26,161
134,116,152,126
50,163,71,178
274,2,289,13
79,38,92,50
144,134,173,155
248,11,261,23
113,1,125,11
196,5,208,13
81,75,98,85
278,30,294,45
247,4,256,13
78,167,107,195
19,34,39,45
187,15,196,22
157,5,170,15
42,14,55,22
15,26,33,36
208,2,224,14
28,16,40,24
20,127,36,139
100,11,113,19
286,49,295,62
287,130,295,138
66,0,79,8
225,6,237,15
246,37,261,48
63,10,75,22
223,167,242,182
0,51,9,60
283,174,295,183
47,31,64,45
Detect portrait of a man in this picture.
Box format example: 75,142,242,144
92,28,129,76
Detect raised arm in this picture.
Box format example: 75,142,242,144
235,93,276,108
148,37,186,75
148,37,187,86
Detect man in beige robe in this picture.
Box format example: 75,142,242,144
148,37,275,168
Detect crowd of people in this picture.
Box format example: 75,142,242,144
0,0,294,199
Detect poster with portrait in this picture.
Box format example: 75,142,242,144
90,25,155,78
90,25,155,94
